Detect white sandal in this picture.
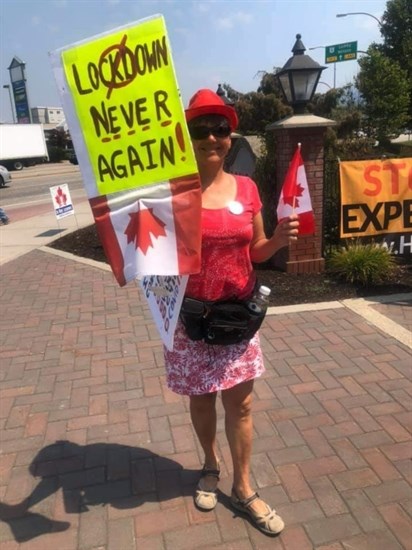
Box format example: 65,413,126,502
231,489,284,535
194,465,220,511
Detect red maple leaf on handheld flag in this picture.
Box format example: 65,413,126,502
283,182,304,208
124,207,167,255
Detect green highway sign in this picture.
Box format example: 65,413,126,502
325,41,358,64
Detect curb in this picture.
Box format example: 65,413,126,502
40,245,112,273
267,301,344,314
12,167,80,180
342,294,412,349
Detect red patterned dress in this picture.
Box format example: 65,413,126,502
164,175,265,395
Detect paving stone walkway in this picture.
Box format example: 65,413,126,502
0,249,411,549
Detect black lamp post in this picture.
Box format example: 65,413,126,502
216,83,234,106
276,34,325,114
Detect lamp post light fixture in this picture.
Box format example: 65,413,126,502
336,12,383,28
276,34,326,115
2,84,16,123
216,83,234,106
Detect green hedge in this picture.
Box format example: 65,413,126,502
47,145,67,163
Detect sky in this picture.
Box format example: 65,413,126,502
0,0,387,123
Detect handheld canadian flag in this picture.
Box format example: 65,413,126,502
89,174,201,286
276,143,315,235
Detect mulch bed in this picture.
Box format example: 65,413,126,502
48,225,412,307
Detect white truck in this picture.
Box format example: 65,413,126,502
0,123,49,171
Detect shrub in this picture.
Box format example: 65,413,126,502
47,145,67,163
328,241,397,286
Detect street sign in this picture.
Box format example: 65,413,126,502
325,41,358,64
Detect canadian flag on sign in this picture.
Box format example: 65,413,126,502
89,174,201,286
276,144,315,235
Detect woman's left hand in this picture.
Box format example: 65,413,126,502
250,212,300,263
273,214,300,248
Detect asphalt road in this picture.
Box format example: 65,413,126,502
0,162,87,221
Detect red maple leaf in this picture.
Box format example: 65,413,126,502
124,208,167,255
55,187,67,206
283,182,304,208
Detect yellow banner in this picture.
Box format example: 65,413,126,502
61,16,197,195
340,158,412,237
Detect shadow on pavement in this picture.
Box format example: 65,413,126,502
0,440,199,543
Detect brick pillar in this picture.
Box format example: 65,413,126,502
269,116,335,274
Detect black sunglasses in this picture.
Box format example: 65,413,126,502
188,124,231,140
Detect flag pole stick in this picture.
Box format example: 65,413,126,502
292,143,302,214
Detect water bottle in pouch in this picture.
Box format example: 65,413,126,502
247,285,271,314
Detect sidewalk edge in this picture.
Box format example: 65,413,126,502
342,295,412,349
40,245,112,273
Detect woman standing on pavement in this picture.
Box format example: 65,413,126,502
163,89,299,536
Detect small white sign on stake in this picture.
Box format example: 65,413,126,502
50,184,74,219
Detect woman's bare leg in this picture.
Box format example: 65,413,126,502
221,379,267,514
189,392,219,490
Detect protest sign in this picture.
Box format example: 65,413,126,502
53,15,198,196
50,14,202,284
50,15,202,349
340,158,412,255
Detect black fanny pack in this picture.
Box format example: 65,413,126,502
179,296,267,345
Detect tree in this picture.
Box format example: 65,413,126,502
380,0,412,75
236,92,290,135
256,70,283,96
46,128,72,162
221,75,291,136
355,47,410,144
308,88,342,119
308,86,362,138
379,0,412,130
47,128,71,149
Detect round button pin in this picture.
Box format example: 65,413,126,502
228,201,244,215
